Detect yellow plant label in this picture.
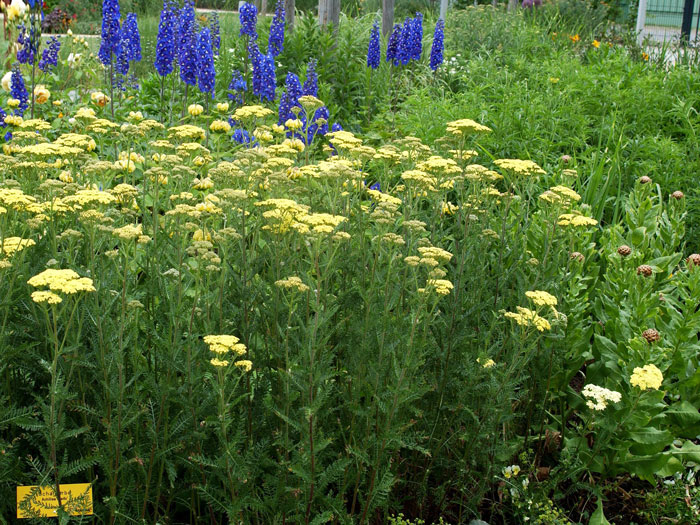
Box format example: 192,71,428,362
16,483,93,518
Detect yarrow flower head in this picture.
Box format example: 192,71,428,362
582,384,621,411
429,19,445,71
239,2,258,40
367,21,381,69
630,364,663,391
196,27,216,98
38,36,61,72
504,306,551,331
525,290,557,307
98,0,122,66
28,269,96,295
155,0,178,77
268,0,285,57
204,334,247,356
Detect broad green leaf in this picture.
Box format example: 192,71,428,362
589,500,610,525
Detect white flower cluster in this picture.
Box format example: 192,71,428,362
582,384,621,411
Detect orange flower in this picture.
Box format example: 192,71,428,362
592,40,600,48
642,52,649,61
569,34,580,43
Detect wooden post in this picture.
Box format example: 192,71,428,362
382,0,394,37
284,0,295,29
440,0,448,22
261,0,268,14
507,0,518,11
635,0,647,46
319,0,340,28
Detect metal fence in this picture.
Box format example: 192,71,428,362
638,0,700,44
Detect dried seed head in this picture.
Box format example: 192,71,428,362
570,251,585,262
617,245,631,257
671,191,684,200
688,253,700,267
637,264,653,277
642,328,660,343
639,175,652,184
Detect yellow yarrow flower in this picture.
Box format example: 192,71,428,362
275,276,310,293
504,306,551,331
31,290,63,304
630,364,663,390
525,290,557,307
28,269,96,294
2,236,35,256
204,335,247,356
235,360,253,372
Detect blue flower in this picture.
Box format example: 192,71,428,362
278,72,302,124
178,0,197,86
38,36,60,72
228,70,247,105
367,21,380,69
429,19,445,72
0,107,6,129
98,0,121,66
302,59,318,97
232,128,257,147
239,2,258,40
386,24,402,66
16,24,36,65
122,13,142,63
196,28,216,99
369,182,381,191
155,1,178,77
410,13,423,61
10,65,28,116
306,106,329,144
268,0,285,57
331,122,343,132
250,43,276,102
209,11,221,54
398,17,412,66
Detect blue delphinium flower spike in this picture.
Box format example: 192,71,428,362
429,19,445,72
268,0,285,57
10,65,28,116
367,21,380,69
197,28,216,99
98,0,121,66
155,0,178,77
38,36,60,72
239,2,258,40
386,24,402,66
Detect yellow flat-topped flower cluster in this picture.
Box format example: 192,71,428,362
630,364,663,390
204,335,251,370
28,269,95,302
